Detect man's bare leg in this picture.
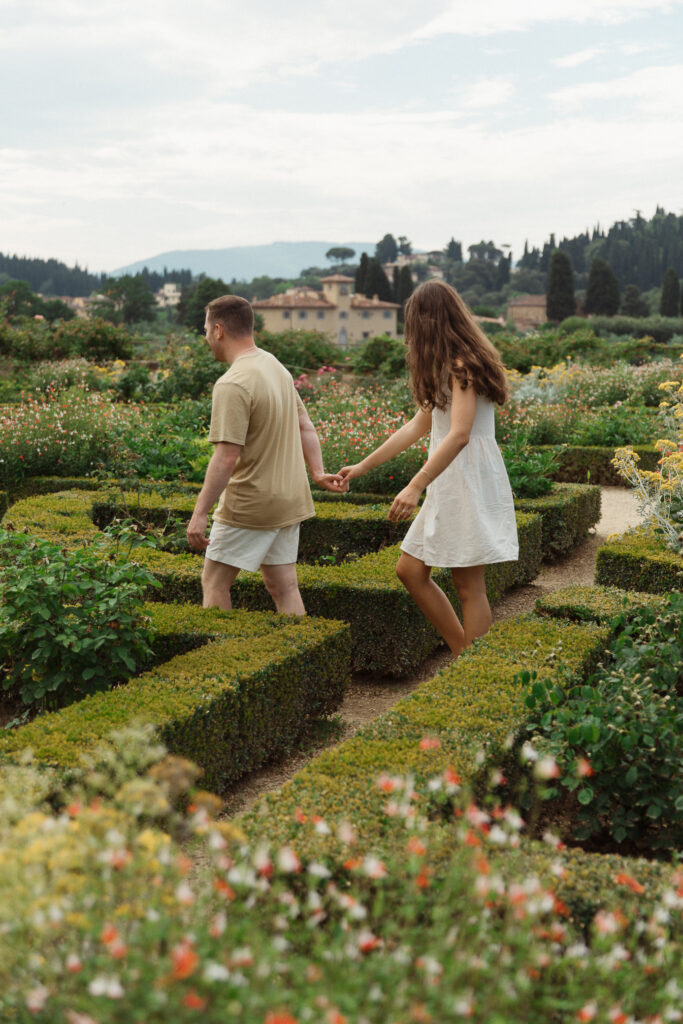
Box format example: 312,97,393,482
202,558,240,610
396,552,466,658
451,564,492,646
260,563,305,615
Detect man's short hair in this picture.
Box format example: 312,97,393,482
206,294,254,336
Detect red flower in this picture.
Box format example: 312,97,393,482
183,990,207,1010
615,872,644,895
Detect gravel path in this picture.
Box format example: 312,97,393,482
221,487,641,815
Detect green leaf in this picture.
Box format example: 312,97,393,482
577,787,594,806
624,765,638,785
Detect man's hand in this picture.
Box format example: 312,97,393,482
312,472,349,493
388,483,421,522
186,511,210,551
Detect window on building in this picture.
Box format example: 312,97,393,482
339,311,348,320
298,311,307,319
362,331,370,339
282,311,291,319
340,285,348,295
317,311,325,319
361,311,371,319
383,311,392,319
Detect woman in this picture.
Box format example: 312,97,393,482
338,280,518,660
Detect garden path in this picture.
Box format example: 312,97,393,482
221,487,641,816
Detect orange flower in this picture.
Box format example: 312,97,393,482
577,1003,597,1022
615,872,644,894
576,757,594,778
213,877,236,900
419,736,440,750
183,991,207,1010
171,941,199,980
264,1012,299,1024
406,836,426,856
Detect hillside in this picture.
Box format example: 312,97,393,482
111,241,376,282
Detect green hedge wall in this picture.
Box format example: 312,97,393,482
546,445,660,485
595,530,683,593
3,489,543,675
0,604,350,791
515,483,600,560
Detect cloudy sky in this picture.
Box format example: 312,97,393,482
1,0,682,273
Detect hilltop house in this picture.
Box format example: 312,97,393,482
252,275,400,348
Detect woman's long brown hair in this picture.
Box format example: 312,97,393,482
404,280,508,410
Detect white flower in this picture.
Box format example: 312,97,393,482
25,986,50,1013
88,975,124,998
203,962,231,982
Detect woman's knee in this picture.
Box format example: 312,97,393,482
396,554,426,588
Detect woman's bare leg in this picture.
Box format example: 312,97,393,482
450,564,492,646
396,552,466,658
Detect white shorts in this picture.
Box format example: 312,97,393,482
205,521,300,572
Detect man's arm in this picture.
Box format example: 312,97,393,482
186,441,242,551
298,410,345,492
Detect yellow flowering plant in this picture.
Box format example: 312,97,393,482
612,363,683,554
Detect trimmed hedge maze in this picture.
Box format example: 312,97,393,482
0,604,350,792
3,482,601,673
596,530,683,594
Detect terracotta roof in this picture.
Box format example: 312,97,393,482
321,274,354,283
252,289,336,310
351,295,400,310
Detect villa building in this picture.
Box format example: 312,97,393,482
252,275,400,348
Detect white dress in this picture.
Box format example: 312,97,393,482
400,393,519,568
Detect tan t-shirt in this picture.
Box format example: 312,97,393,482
208,349,315,529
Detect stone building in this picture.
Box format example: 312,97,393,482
252,275,399,348
505,294,547,330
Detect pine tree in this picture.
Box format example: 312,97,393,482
375,234,398,264
660,267,681,316
546,251,575,322
584,258,620,315
354,253,369,295
181,277,230,333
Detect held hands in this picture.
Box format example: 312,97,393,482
313,472,349,493
388,483,421,522
337,464,363,488
186,511,210,552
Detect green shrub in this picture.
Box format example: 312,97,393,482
523,594,683,852
502,436,561,497
589,314,683,345
0,605,350,793
570,404,657,446
515,483,601,561
51,317,133,361
0,526,160,709
595,529,683,593
549,444,660,485
351,334,406,376
257,328,342,374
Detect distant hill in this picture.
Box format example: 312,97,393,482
112,241,376,282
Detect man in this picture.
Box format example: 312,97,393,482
186,294,344,614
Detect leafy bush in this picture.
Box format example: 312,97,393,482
589,314,683,344
0,527,159,710
351,334,406,376
501,436,561,497
22,358,107,395
523,595,683,852
257,328,342,374
571,404,657,446
0,316,133,363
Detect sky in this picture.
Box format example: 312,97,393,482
1,0,682,274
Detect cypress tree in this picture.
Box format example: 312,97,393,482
546,251,575,322
363,258,394,303
660,267,680,316
396,265,414,307
354,252,369,295
584,258,620,315
621,284,649,318
445,238,462,261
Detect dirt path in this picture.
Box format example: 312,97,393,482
221,487,641,815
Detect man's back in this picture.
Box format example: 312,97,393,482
208,349,314,529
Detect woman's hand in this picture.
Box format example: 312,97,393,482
337,463,364,487
388,483,421,522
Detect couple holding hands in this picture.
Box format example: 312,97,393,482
186,281,518,661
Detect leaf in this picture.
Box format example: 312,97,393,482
624,765,638,785
646,803,662,820
577,787,594,806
